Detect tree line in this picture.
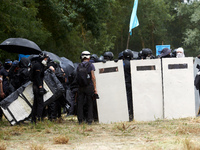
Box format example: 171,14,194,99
0,0,199,62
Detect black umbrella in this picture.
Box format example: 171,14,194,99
43,51,61,62
60,57,75,78
0,38,42,54
42,51,75,78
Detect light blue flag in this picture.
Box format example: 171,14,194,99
129,0,139,35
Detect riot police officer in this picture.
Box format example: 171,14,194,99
31,53,49,123
103,51,114,61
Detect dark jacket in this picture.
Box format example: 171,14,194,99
32,60,45,88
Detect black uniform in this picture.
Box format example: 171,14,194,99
48,62,66,120
77,61,95,124
67,69,79,116
31,60,46,123
10,58,30,90
123,59,133,121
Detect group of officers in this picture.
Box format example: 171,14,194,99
0,47,185,125
88,47,185,122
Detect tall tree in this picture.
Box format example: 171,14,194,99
131,0,172,53
0,0,50,60
177,0,200,56
113,0,173,57
165,0,187,50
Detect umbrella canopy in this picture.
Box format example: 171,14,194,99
43,51,75,78
43,51,61,62
60,57,75,78
0,38,42,54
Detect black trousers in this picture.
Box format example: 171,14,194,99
48,98,62,120
77,85,94,123
68,90,76,115
31,85,44,122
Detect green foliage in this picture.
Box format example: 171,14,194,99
0,0,50,44
131,0,172,53
0,0,199,61
0,0,50,60
177,0,200,56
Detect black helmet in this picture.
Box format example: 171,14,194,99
103,51,114,61
137,51,142,59
97,55,104,62
142,48,152,57
90,54,98,61
123,49,133,59
171,49,177,57
118,51,124,60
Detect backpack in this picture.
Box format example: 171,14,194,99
76,62,91,87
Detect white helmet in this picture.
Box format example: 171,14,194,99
81,51,91,59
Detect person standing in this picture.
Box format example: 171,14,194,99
176,47,185,58
0,59,12,121
159,48,171,58
77,51,97,125
123,49,134,121
31,53,49,123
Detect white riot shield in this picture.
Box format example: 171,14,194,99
162,57,196,119
193,57,200,115
1,81,53,125
94,60,129,124
131,59,163,121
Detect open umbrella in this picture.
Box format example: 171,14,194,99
60,57,75,78
42,51,75,78
43,51,61,62
0,38,42,54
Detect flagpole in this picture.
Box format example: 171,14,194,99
126,33,130,49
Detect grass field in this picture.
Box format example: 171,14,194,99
0,116,200,150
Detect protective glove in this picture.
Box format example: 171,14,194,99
93,93,99,99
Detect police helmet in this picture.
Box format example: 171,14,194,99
103,51,114,61
123,49,133,59
5,59,12,64
90,54,98,60
97,55,104,62
142,48,152,57
137,51,142,59
118,51,124,60
81,51,91,59
171,49,177,57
